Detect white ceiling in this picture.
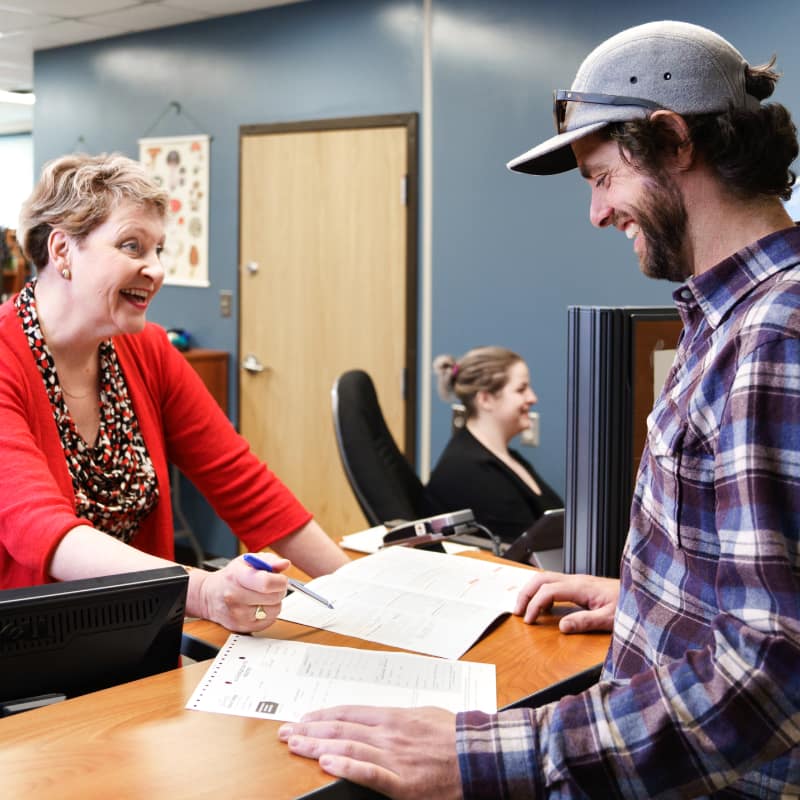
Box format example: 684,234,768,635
0,0,306,134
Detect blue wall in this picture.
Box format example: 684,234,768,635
32,0,800,555
35,0,421,392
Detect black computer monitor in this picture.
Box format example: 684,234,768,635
503,509,565,571
0,565,188,713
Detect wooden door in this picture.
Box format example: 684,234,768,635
239,116,417,540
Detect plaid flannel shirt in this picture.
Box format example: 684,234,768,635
457,226,800,799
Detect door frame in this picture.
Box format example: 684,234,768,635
237,112,419,462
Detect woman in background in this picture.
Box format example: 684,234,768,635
428,346,562,542
0,153,348,633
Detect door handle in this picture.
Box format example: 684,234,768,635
241,354,268,374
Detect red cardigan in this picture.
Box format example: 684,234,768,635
0,300,312,589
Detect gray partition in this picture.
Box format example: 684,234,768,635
564,306,681,577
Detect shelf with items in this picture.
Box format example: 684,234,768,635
1,228,29,301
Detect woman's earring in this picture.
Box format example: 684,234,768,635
61,267,71,280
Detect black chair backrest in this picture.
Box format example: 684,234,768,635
331,370,431,526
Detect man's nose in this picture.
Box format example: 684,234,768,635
589,190,613,229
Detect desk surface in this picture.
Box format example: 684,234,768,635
0,554,610,800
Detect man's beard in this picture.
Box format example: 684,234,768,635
634,172,691,282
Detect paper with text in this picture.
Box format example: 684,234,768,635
279,547,534,659
186,634,496,721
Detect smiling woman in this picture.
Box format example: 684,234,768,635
0,152,349,632
427,346,563,542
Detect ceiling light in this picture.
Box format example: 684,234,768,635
0,90,34,105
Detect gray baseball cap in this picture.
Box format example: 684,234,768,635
508,20,761,175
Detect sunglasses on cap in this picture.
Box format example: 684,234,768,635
553,89,664,134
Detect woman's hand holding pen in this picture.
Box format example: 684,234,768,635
189,554,292,632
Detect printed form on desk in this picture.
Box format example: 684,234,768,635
186,635,496,722
279,546,534,659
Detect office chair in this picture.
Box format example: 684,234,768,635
331,370,433,526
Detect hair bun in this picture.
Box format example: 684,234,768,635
432,354,457,401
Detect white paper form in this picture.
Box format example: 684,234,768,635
186,634,496,721
279,546,535,659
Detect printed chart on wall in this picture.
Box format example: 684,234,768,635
139,134,210,287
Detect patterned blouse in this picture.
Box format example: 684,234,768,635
15,281,159,543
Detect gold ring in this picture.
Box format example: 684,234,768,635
254,605,267,621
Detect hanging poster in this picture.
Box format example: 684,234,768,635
138,134,210,287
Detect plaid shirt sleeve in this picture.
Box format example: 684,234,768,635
456,708,540,798
456,284,800,797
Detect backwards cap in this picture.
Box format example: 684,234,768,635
508,20,760,175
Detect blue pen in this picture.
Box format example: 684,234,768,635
243,553,335,609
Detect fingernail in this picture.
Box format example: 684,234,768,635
561,619,574,633
278,724,292,739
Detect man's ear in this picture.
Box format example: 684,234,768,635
650,110,694,171
47,229,70,269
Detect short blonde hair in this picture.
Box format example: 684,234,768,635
19,153,169,269
432,346,523,417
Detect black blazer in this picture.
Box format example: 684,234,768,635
426,427,563,543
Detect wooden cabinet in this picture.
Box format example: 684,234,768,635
174,348,230,564
182,349,229,413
